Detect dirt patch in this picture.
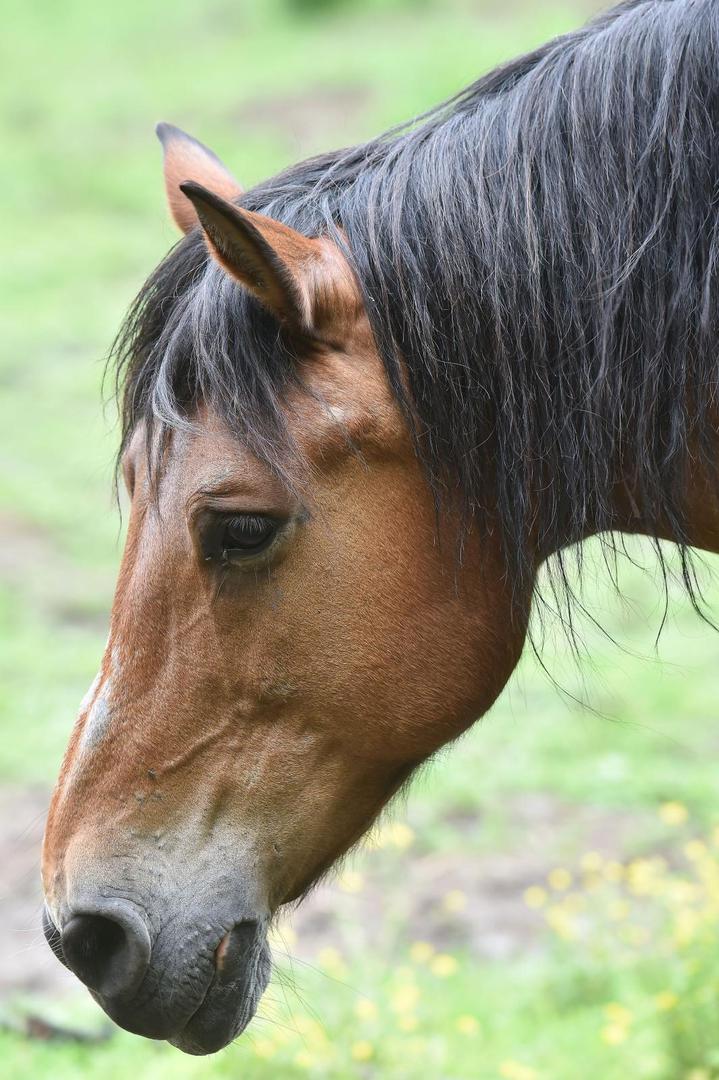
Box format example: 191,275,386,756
285,846,549,963
0,787,77,1002
286,792,652,963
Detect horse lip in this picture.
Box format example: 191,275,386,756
84,958,218,1044
169,978,221,1052
169,977,253,1055
170,930,271,1055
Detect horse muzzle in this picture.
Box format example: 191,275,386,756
42,896,271,1054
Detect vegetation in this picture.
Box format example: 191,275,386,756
3,0,719,1076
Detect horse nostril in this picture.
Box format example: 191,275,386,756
215,920,259,986
60,904,151,1000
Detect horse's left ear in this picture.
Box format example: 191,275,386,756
180,180,357,335
156,123,243,234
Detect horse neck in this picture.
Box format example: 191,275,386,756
603,440,719,557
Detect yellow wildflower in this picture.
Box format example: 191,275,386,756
351,1040,374,1062
548,867,572,891
659,801,689,826
604,1002,633,1026
544,905,577,940
524,886,548,909
268,923,297,948
389,822,415,850
654,991,679,1011
674,909,700,946
601,1023,629,1046
626,858,663,896
253,1039,276,1059
562,891,586,914
354,998,378,1020
603,860,625,883
442,889,468,913
580,851,604,873
409,940,435,964
316,946,346,974
430,953,459,977
294,1050,314,1069
685,840,708,862
338,869,364,893
582,871,602,892
499,1060,539,1080
456,1014,479,1035
390,984,420,1014
371,821,415,850
294,1015,325,1040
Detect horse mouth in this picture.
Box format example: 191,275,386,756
169,938,272,1056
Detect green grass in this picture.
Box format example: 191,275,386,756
3,0,719,1077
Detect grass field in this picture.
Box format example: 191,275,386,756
3,1,719,1077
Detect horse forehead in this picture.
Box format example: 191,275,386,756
292,347,407,453
169,357,402,479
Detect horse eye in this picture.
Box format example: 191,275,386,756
220,514,278,558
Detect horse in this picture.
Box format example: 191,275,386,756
41,0,719,1056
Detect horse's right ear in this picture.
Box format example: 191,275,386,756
156,123,243,235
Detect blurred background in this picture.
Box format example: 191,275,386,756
3,0,719,1077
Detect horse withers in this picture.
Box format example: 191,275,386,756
42,0,719,1055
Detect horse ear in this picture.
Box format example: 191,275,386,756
180,180,335,330
156,123,243,235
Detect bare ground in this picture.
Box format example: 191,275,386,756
0,787,77,1003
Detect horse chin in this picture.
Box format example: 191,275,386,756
169,943,272,1056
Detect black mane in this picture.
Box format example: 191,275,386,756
115,0,719,601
